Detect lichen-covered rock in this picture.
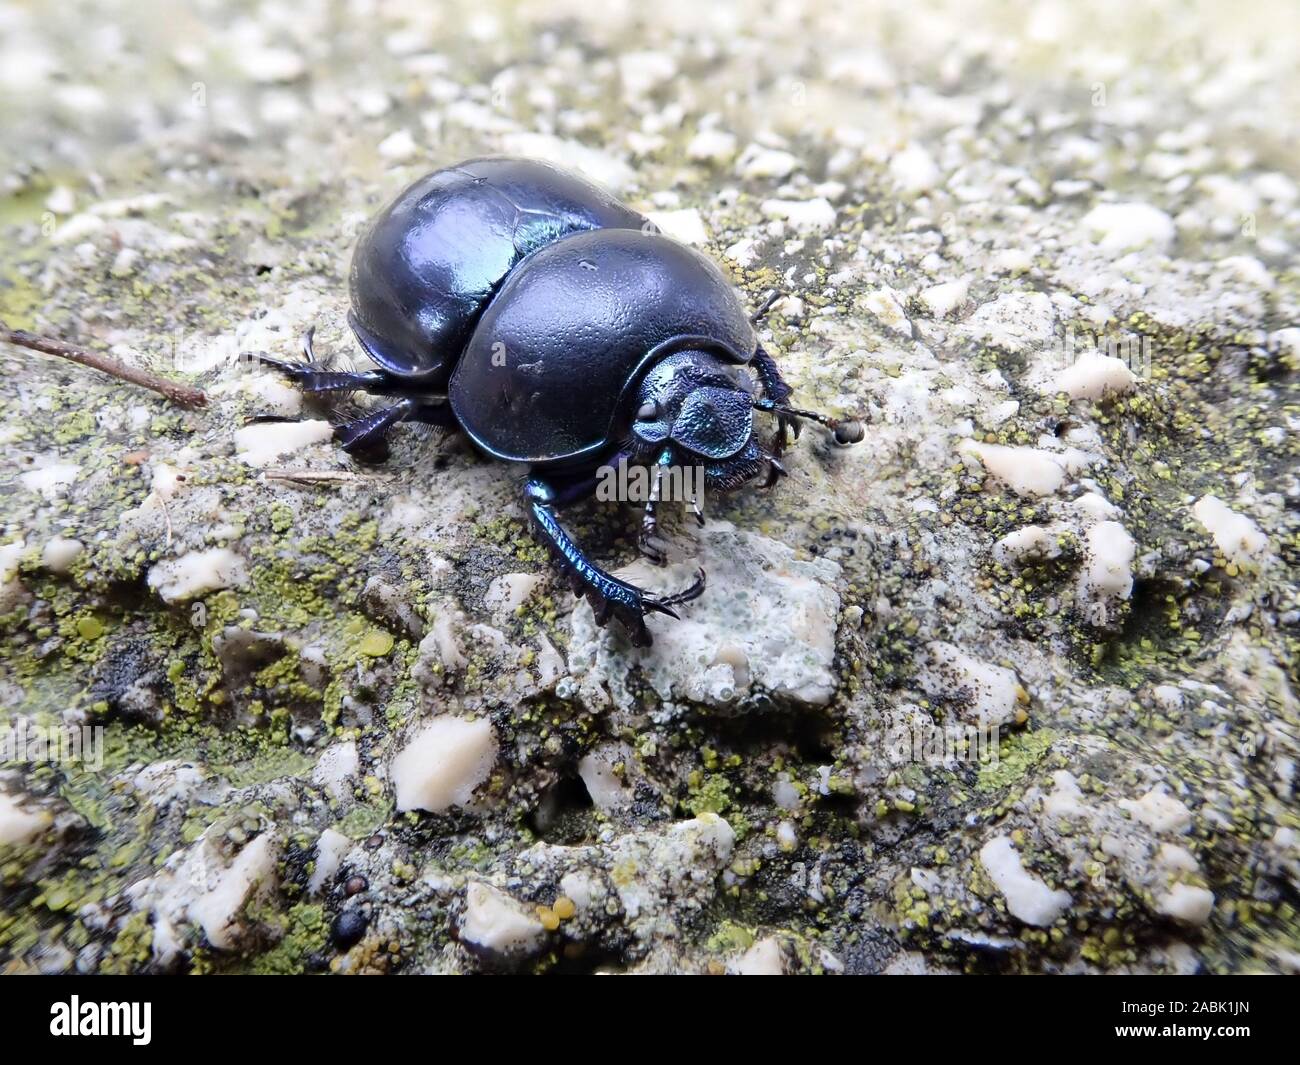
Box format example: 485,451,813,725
2,0,1297,978
568,522,841,709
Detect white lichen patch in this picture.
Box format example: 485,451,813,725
1119,787,1193,835
312,741,360,802
18,462,80,499
967,292,1056,354
861,286,912,336
129,829,280,962
0,539,26,611
1036,771,1214,929
514,814,736,950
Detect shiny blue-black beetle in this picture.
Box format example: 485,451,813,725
262,157,862,645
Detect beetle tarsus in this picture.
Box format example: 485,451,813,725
639,525,669,566
256,353,390,395
761,453,788,488
525,477,700,646
335,398,419,457
655,567,707,608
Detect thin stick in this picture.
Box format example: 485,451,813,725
262,468,366,486
0,319,207,409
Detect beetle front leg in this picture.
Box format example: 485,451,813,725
524,477,703,646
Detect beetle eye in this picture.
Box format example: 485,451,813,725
636,401,659,421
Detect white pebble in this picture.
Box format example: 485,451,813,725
959,440,1066,498
919,278,969,318
979,836,1071,927
391,716,497,813
759,197,836,233
1155,882,1215,926
308,828,351,895
188,834,279,950
890,143,941,194
1078,520,1135,624
920,642,1027,729
378,129,418,163
1191,495,1268,564
687,129,737,163
1053,353,1137,399
1080,202,1175,251
738,145,800,180
312,742,360,802
233,419,333,467
647,207,708,246
0,791,51,846
460,881,545,956
147,548,248,603
41,536,83,574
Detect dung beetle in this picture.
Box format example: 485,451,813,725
262,157,863,644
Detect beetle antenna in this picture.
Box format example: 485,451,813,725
752,397,864,446
749,290,782,324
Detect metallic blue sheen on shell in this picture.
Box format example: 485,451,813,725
347,157,647,382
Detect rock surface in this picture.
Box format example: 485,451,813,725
0,0,1297,975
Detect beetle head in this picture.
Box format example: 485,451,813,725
631,350,754,461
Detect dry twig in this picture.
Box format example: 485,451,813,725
0,319,207,409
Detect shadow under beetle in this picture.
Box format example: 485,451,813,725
261,157,863,645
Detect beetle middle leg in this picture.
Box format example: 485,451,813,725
257,329,398,395
524,476,704,646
